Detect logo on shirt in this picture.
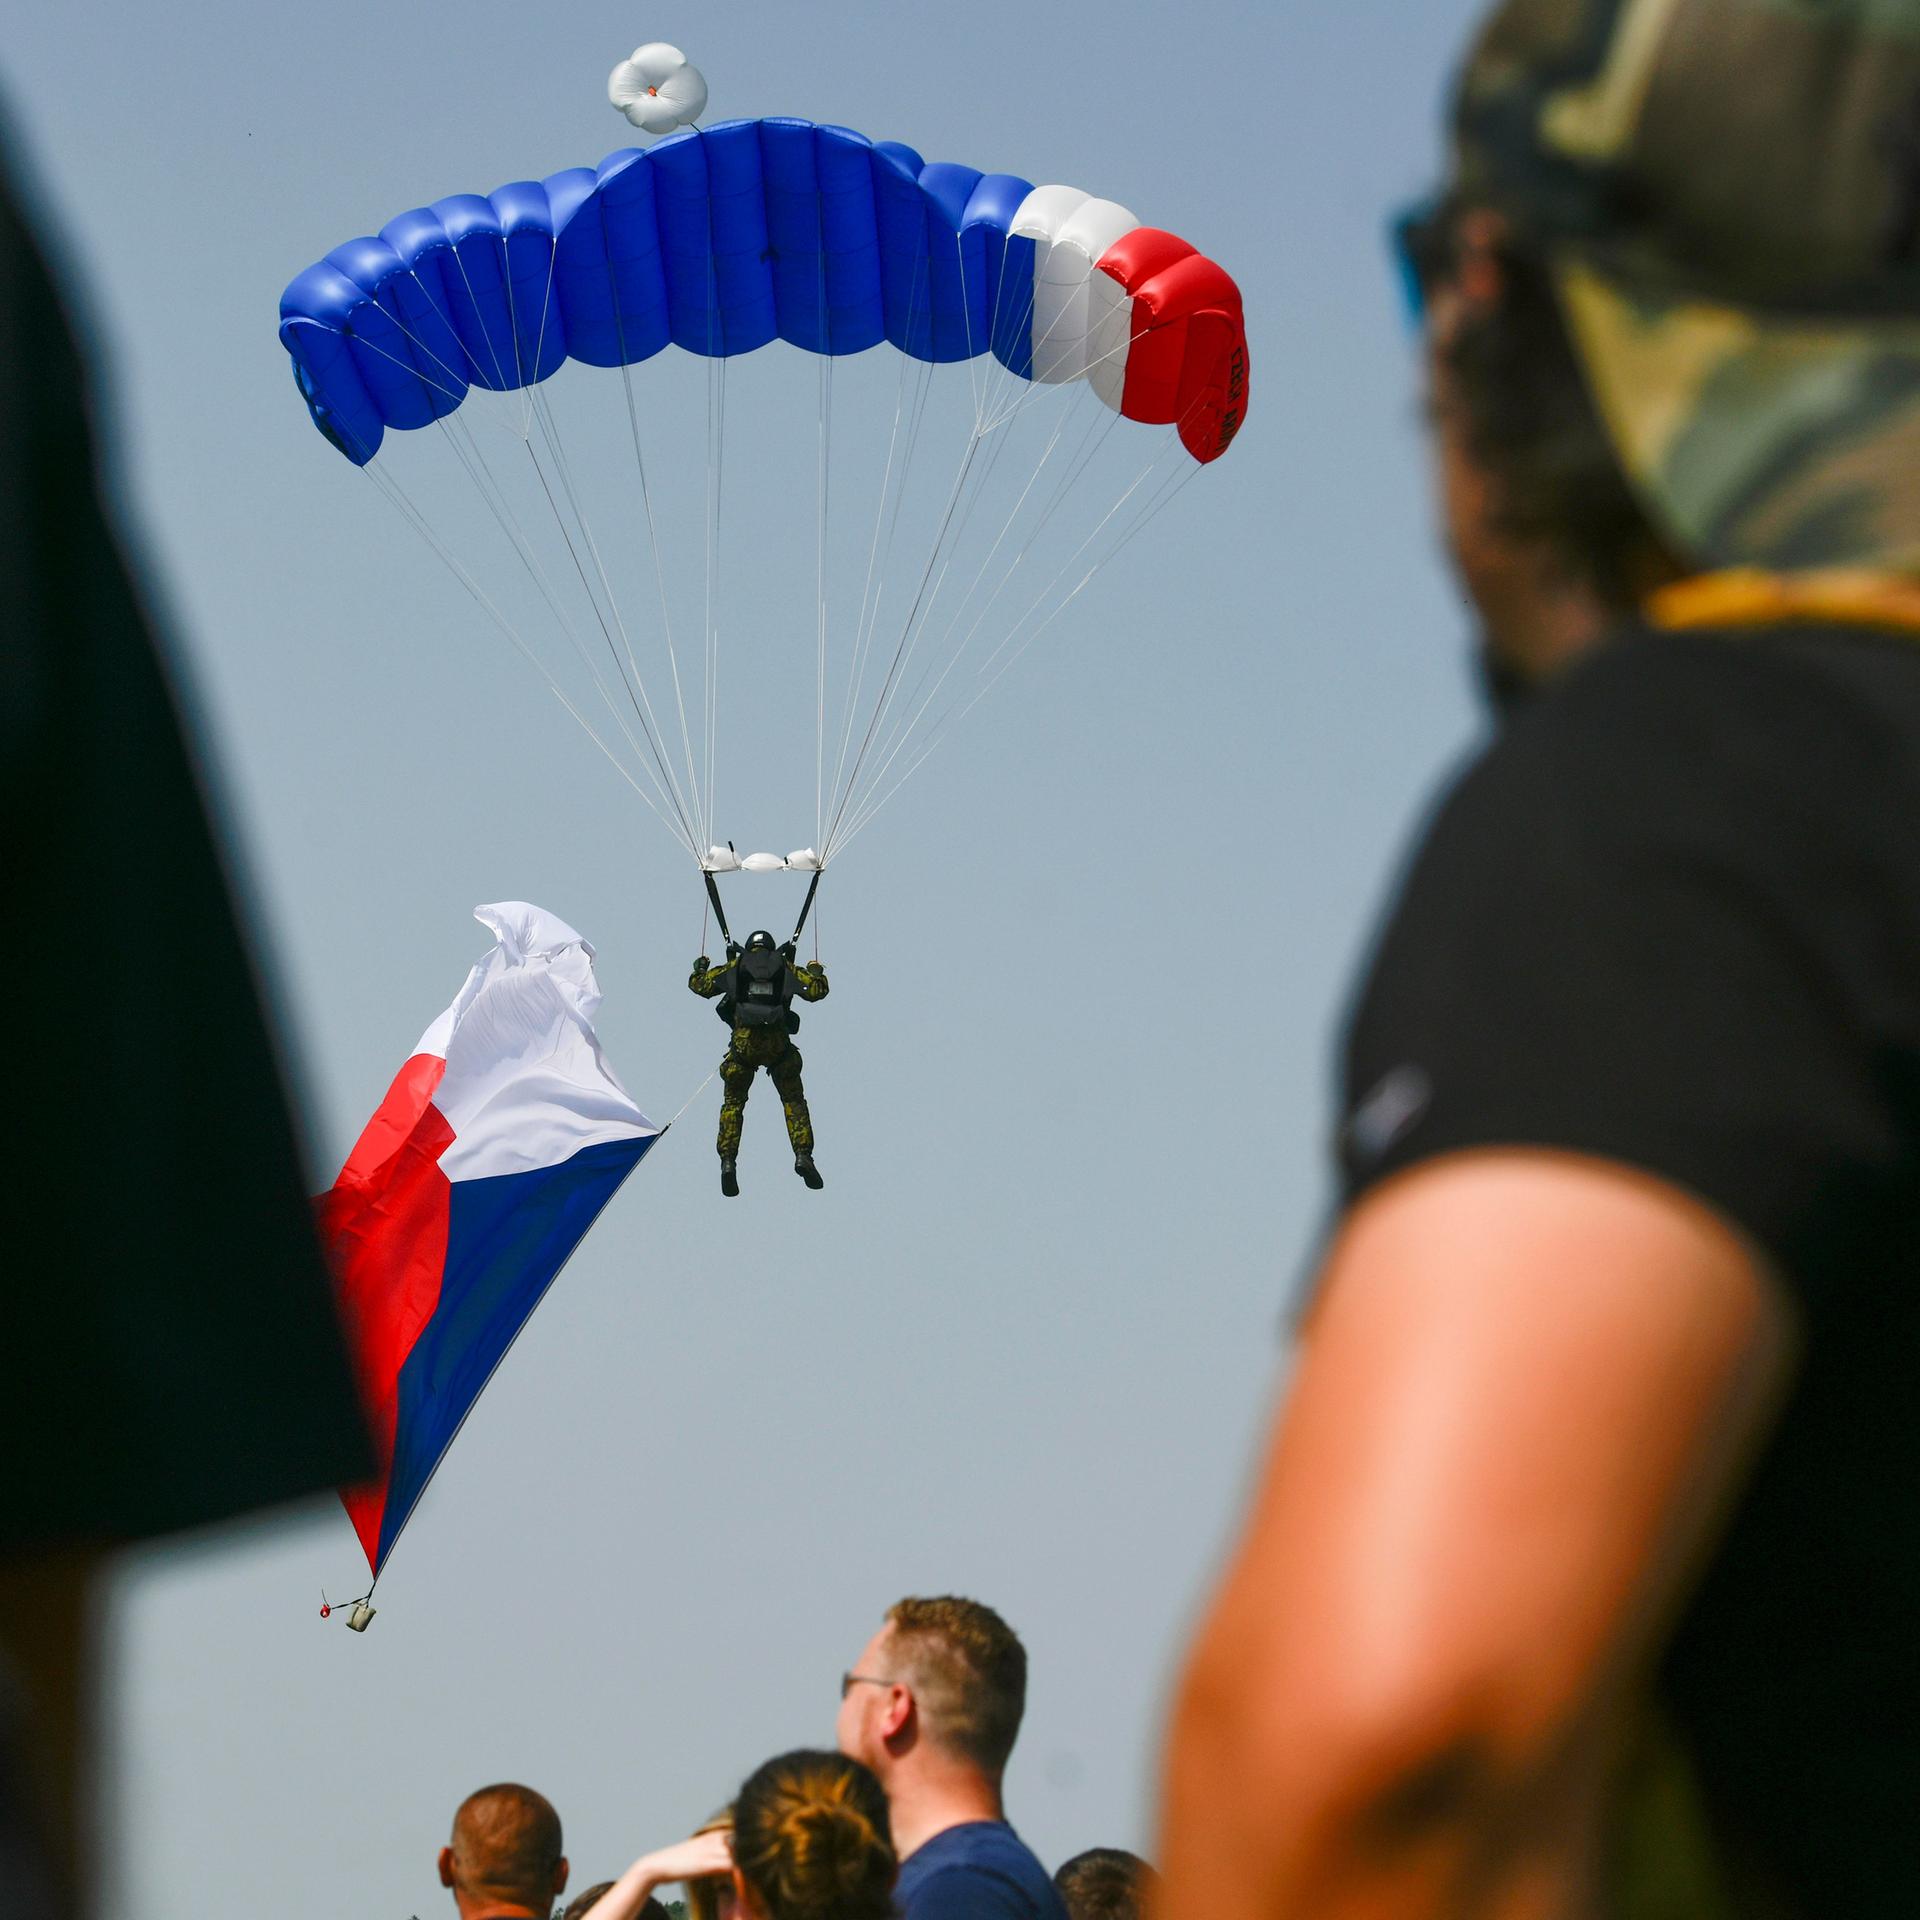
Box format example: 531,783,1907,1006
1342,1063,1432,1171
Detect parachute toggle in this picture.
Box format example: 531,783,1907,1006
702,847,822,874
609,43,708,135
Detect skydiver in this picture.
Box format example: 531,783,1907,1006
689,930,829,1196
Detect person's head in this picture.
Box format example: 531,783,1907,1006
1403,0,1920,694
836,1595,1027,1788
1052,1849,1159,1920
745,930,776,954
729,1749,894,1920
437,1783,568,1918
560,1887,669,1920
686,1805,740,1920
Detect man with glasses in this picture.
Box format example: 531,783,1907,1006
837,1597,1067,1920
1159,1,1920,1915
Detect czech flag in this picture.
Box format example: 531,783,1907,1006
318,903,658,1581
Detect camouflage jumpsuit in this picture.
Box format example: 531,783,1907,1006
688,954,830,1158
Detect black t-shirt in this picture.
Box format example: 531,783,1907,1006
1339,622,1920,1916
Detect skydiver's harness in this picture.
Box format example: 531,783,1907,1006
701,862,822,1033
717,947,802,1033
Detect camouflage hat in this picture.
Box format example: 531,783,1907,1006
1448,0,1920,574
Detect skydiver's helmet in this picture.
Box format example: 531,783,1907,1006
745,930,777,954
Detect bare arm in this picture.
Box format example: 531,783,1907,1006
581,1831,735,1920
1157,1149,1792,1920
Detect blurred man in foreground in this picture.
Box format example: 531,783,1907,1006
1160,2,1920,1915
837,1596,1067,1920
438,1784,569,1920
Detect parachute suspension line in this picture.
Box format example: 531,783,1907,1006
516,415,703,855
823,410,986,859
326,327,469,406
850,371,1057,782
820,227,984,852
958,227,984,432
612,286,706,853
820,224,935,848
358,462,695,853
377,241,701,850
812,216,834,859
522,372,704,842
837,328,1040,815
511,244,703,847
432,412,702,840
842,388,1092,819
833,434,1198,859
698,124,725,856
449,240,516,399
432,412,678,805
976,231,1037,437
702,356,728,852
816,349,832,856
834,307,1193,850
828,349,932,830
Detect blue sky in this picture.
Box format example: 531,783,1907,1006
9,4,1486,1912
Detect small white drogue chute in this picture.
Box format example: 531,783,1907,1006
608,43,708,135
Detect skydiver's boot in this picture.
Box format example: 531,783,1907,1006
721,1156,740,1198
794,1151,824,1190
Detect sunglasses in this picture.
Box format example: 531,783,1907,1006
1389,194,1452,331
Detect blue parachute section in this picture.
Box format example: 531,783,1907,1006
279,118,1036,465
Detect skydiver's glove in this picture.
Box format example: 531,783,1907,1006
692,956,710,974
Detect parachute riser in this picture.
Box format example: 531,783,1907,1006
702,869,733,948
790,868,823,948
700,861,821,950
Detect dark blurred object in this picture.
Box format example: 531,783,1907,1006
0,102,371,1917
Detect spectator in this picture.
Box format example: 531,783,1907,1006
683,1807,737,1920
559,1888,668,1920
836,1596,1066,1920
731,1749,894,1920
1159,1,1920,1916
1052,1849,1156,1920
438,1784,569,1920
569,1822,732,1920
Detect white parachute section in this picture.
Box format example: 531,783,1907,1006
703,848,822,874
608,43,708,135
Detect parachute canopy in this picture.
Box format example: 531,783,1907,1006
278,118,1248,470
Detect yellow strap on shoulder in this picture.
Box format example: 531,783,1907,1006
1647,568,1920,638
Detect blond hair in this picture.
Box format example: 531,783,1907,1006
684,1804,735,1920
732,1750,893,1920
884,1595,1028,1775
